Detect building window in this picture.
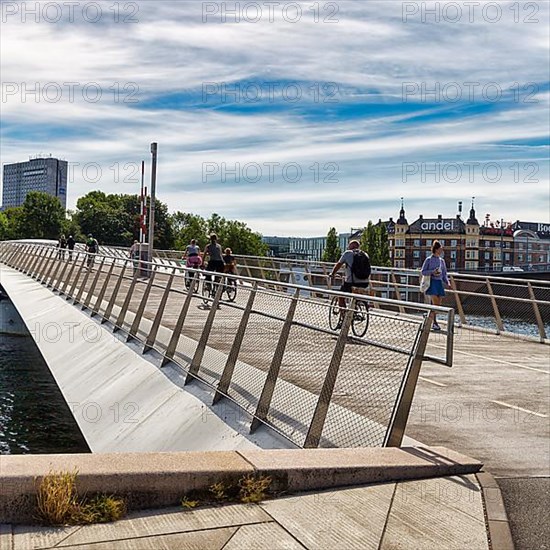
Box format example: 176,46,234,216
518,254,523,261
413,251,420,258
485,252,490,260
414,239,420,247
505,253,510,260
450,251,457,259
451,240,457,247
395,239,405,247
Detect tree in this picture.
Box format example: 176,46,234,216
74,192,174,248
206,213,268,256
171,212,208,250
0,207,24,240
322,227,342,262
377,223,391,267
19,192,65,239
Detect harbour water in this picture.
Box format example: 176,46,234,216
0,332,89,454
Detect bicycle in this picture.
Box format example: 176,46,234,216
201,273,237,305
328,289,370,337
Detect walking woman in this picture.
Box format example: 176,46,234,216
421,240,449,331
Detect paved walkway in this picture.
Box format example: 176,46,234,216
1,475,489,550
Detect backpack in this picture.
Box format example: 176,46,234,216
351,251,371,280
87,238,98,253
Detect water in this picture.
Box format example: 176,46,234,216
461,315,550,339
0,333,90,454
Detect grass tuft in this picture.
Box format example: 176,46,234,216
238,475,272,504
36,470,126,525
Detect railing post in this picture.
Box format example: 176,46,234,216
82,257,106,309
27,246,44,276
65,253,87,298
53,254,73,292
73,257,94,304
113,268,140,332
385,313,433,447
67,256,91,299
185,280,225,384
486,279,504,334
213,282,258,404
128,268,157,341
102,261,130,324
143,271,176,354
391,273,406,314
527,282,547,342
250,289,300,433
91,261,116,317
161,275,198,366
303,302,355,448
59,253,81,295
35,248,53,281
449,274,466,326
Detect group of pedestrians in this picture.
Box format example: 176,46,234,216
57,234,98,268
329,238,449,331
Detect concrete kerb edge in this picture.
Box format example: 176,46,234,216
0,447,483,524
476,470,515,550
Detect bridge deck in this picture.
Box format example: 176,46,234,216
48,258,549,477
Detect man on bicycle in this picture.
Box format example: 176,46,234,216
329,240,371,327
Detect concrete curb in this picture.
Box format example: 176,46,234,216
0,446,482,524
476,471,515,550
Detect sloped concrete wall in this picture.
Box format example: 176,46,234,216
0,267,292,453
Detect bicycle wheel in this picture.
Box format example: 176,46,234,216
225,280,237,302
185,272,192,291
201,280,211,306
328,296,341,331
352,301,369,337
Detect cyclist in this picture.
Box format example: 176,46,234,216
223,247,237,286
185,239,203,269
86,233,99,269
203,234,225,286
329,240,371,328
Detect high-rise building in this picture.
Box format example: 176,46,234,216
1,157,68,210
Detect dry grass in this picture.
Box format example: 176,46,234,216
36,470,126,525
238,475,272,504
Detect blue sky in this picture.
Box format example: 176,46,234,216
1,0,549,236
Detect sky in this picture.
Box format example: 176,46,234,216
1,0,549,236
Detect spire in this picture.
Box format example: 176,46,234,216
467,196,479,225
397,197,408,225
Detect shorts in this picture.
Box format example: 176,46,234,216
426,279,445,296
341,282,369,293
187,256,202,268
207,260,225,273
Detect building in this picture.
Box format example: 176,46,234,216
2,157,68,210
377,201,549,272
288,233,352,261
262,236,291,257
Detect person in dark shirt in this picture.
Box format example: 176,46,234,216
67,235,76,260
203,234,224,284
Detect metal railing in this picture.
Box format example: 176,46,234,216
153,250,549,343
0,241,454,449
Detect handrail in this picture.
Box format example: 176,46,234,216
0,241,447,448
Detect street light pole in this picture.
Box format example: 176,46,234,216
147,142,158,265
500,218,504,271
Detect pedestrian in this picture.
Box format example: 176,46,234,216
130,240,140,273
58,234,67,259
86,233,99,270
67,235,75,260
421,240,450,331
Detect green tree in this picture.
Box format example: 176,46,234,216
171,212,208,250
0,207,24,240
0,211,8,240
19,192,65,239
322,227,342,262
360,221,380,265
377,223,391,267
206,213,268,256
75,192,174,248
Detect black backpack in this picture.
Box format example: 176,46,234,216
351,251,371,280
